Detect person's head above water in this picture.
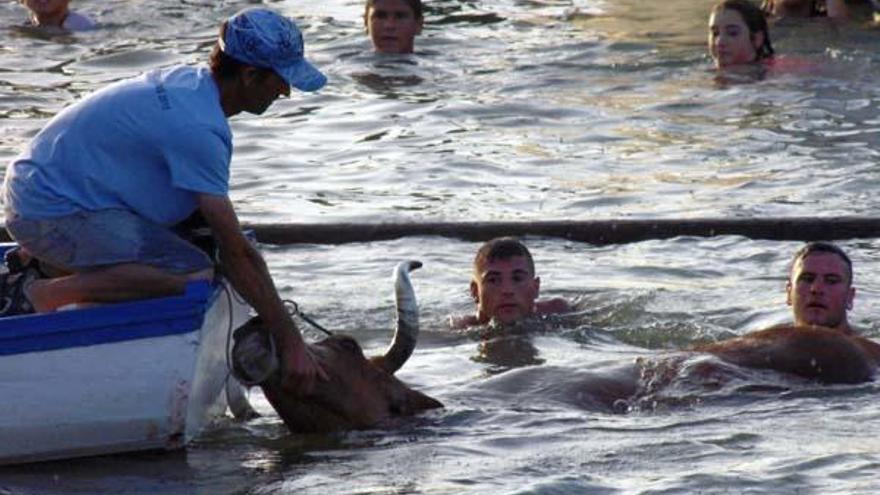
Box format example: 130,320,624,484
364,0,424,54
448,238,571,329
19,0,70,26
470,237,541,326
786,242,855,333
18,0,94,30
708,0,774,69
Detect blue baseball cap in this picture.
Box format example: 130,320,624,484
220,8,326,92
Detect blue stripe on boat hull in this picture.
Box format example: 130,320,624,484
0,281,217,356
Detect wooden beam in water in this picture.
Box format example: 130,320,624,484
1,218,876,245
241,217,880,245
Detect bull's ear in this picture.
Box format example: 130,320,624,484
392,388,443,415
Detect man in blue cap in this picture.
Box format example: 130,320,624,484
2,8,327,394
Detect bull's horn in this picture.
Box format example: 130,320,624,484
377,260,422,373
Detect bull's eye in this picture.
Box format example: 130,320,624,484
339,336,362,353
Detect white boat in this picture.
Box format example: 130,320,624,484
0,258,252,465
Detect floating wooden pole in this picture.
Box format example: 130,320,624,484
1,217,876,246
240,217,880,245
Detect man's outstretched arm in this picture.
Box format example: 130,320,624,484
197,193,326,395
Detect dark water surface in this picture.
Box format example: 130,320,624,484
1,0,880,493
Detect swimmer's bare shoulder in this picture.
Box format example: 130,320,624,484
535,297,573,315
691,325,878,384
448,314,480,329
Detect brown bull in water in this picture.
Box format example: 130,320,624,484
231,261,442,433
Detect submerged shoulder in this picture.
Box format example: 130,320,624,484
763,55,821,76
535,297,572,315
693,325,877,384
448,314,480,330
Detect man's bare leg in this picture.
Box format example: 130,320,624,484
25,263,213,312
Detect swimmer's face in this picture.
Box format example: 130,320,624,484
366,0,423,54
708,8,764,69
786,252,855,331
470,255,540,326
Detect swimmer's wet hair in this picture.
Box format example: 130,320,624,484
473,237,535,276
791,242,854,285
364,0,424,25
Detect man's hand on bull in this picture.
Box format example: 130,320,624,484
279,331,327,396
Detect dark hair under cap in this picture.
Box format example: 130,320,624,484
209,22,276,81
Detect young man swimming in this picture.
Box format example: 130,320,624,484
558,242,880,411
450,237,572,329
693,242,880,383
785,242,855,332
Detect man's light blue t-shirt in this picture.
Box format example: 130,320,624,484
3,66,231,226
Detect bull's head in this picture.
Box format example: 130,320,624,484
232,261,442,433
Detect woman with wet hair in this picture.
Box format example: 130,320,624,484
708,0,775,69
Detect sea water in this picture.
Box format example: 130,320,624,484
0,0,879,493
